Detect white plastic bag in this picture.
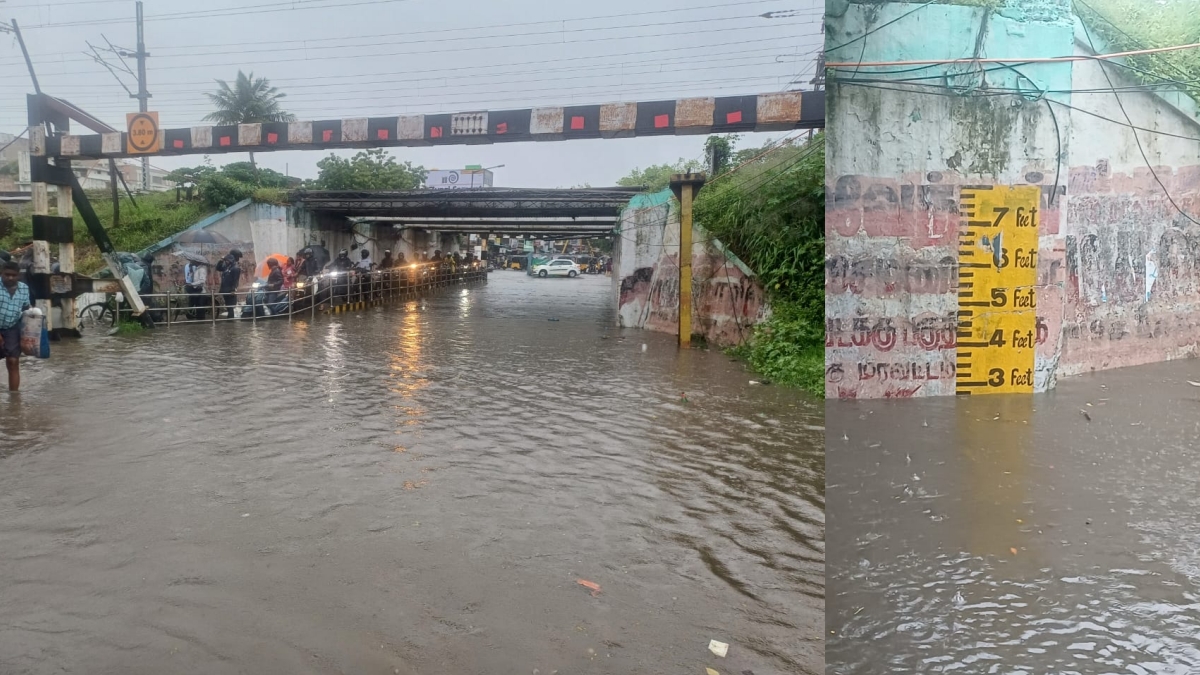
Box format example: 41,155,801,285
20,308,42,357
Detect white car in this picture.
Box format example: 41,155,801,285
532,259,580,278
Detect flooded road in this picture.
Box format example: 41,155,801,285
828,362,1200,674
0,272,822,675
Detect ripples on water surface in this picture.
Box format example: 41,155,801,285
0,273,822,674
828,362,1200,674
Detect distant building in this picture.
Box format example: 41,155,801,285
424,165,495,190
1,132,175,193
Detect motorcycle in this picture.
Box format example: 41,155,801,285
240,282,291,318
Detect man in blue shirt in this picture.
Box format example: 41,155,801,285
0,260,32,392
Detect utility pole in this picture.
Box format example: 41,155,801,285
0,19,41,94
133,1,150,193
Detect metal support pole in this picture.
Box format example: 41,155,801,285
133,1,151,194
669,172,706,349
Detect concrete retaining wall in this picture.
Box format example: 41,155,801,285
614,190,767,346
825,0,1200,398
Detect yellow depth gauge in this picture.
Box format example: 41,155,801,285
956,185,1040,395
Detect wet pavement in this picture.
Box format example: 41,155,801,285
0,272,822,675
828,361,1200,674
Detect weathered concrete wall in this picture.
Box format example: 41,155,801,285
1059,38,1200,376
614,190,768,346
826,1,1200,398
826,1,1073,398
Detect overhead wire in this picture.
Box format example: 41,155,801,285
19,51,795,105
0,22,819,80
0,12,820,67
825,0,939,54
0,128,28,155
1077,11,1200,227
2,37,808,91
4,0,811,57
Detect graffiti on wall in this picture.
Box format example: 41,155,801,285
1058,166,1200,374
826,173,1064,243
617,246,766,346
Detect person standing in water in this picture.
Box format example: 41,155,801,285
0,261,32,392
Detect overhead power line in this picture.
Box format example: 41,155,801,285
0,22,816,81
43,55,789,109
0,22,819,80
0,12,819,68
0,73,796,118
827,40,1200,68
14,0,815,30
5,0,810,56
15,38,806,92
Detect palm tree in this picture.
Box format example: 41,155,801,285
203,71,295,171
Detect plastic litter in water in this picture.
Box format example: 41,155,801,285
708,640,729,658
641,344,647,352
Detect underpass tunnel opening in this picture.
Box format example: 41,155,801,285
292,186,627,285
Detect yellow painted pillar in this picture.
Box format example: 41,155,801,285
669,173,706,349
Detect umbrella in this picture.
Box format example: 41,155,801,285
257,253,289,279
175,229,231,244
172,250,211,265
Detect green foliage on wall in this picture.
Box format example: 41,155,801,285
1075,0,1200,102
694,134,826,395
616,158,706,192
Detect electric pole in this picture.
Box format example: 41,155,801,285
133,1,150,192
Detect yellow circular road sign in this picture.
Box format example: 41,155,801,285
126,112,160,153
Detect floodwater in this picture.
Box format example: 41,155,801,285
0,272,822,675
828,361,1200,674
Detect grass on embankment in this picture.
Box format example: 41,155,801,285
729,300,824,392
0,191,216,275
695,134,826,396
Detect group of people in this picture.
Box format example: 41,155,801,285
175,243,488,319
183,249,247,320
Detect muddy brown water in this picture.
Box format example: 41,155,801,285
828,361,1200,674
0,272,822,675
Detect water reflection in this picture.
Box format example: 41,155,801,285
0,274,822,674
829,365,1200,673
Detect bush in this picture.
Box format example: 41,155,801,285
694,134,826,395
0,190,217,275
730,301,824,391
251,187,287,204
200,173,255,209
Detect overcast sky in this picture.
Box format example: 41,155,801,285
0,0,822,187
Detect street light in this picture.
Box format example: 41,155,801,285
470,164,504,188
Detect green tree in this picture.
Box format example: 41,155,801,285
220,161,289,188
313,149,426,190
199,173,255,210
203,71,296,171
704,134,739,176
164,164,216,185
615,158,704,192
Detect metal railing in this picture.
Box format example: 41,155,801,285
97,262,488,328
